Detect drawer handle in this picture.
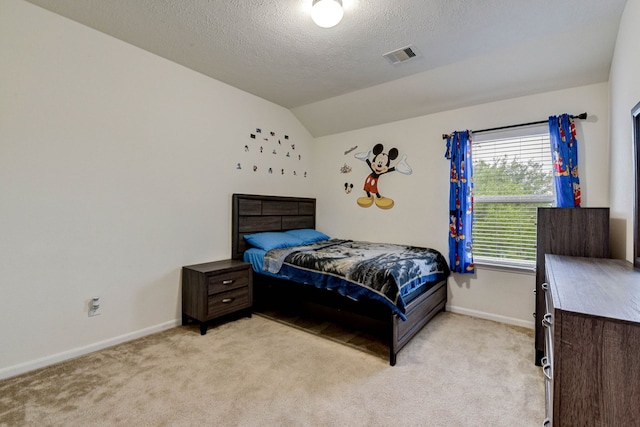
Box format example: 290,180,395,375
221,297,235,304
222,279,235,285
542,418,550,426
542,362,552,381
542,313,553,328
542,282,549,291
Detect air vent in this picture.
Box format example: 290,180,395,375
383,45,419,64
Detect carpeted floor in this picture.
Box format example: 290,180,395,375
0,312,544,426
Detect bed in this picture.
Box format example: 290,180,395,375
232,193,450,365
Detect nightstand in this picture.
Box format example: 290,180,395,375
182,259,253,335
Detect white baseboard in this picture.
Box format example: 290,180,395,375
0,319,181,381
446,304,535,330
1,309,533,380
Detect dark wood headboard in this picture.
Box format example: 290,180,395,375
232,194,316,260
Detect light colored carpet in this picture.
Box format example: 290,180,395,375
0,312,543,426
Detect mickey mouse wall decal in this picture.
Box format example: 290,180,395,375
354,143,412,209
344,183,353,194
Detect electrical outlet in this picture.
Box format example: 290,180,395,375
88,297,101,317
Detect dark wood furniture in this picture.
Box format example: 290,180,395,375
633,100,640,268
542,255,640,426
232,193,447,366
534,207,609,365
182,259,252,335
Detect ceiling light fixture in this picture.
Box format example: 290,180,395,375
311,0,344,28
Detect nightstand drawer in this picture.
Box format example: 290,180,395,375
208,287,251,318
207,269,249,294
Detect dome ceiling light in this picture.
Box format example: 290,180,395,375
311,0,344,28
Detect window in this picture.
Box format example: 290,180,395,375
472,132,555,269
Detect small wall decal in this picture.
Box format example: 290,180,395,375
344,183,354,194
354,143,412,209
339,163,352,173
241,127,304,178
344,145,358,155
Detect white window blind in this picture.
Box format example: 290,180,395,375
472,133,555,268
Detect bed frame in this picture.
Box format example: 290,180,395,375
232,193,447,365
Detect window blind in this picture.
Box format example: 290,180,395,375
472,133,554,266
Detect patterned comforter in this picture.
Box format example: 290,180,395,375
263,239,450,319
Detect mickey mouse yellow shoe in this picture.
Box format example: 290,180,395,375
357,195,374,207
375,197,394,209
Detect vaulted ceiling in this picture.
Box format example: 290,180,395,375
25,0,628,137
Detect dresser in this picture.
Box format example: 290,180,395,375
182,259,253,335
543,254,640,426
535,207,609,365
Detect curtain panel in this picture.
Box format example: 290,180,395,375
549,114,581,207
444,131,475,274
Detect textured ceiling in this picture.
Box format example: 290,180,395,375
24,0,628,137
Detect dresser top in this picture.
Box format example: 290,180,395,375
545,254,640,323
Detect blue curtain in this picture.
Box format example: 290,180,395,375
444,131,474,274
549,114,581,207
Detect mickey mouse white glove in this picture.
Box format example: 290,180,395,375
354,150,371,161
395,155,412,175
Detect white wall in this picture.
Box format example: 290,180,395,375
313,83,610,327
0,0,314,378
1,0,624,379
609,0,640,261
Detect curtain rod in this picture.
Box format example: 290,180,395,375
441,112,588,140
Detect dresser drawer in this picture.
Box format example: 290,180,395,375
541,282,554,426
543,376,552,426
542,284,554,366
543,282,552,316
208,269,250,294
208,286,251,319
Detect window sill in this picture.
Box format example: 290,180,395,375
473,258,536,275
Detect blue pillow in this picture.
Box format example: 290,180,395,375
284,229,330,244
243,232,303,251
